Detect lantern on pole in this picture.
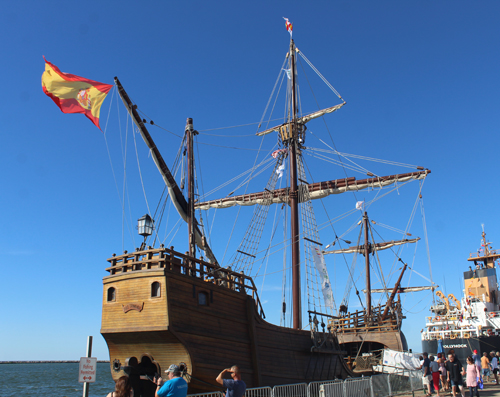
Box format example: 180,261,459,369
137,214,154,250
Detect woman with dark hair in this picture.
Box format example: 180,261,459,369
464,355,481,397
107,375,134,397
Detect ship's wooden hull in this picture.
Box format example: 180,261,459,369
101,250,351,396
338,329,407,355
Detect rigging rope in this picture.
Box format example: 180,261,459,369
419,190,436,306
102,87,137,250
297,49,343,100
229,152,286,274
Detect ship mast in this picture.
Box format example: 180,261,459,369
114,77,218,265
363,212,372,317
288,39,302,330
186,118,198,260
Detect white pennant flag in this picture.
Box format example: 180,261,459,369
276,164,285,178
356,201,364,211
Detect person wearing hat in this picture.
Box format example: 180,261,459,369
155,364,188,397
216,365,246,397
473,350,481,368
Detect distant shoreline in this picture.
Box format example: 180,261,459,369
0,361,110,364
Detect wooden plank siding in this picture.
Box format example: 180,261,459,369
101,247,352,395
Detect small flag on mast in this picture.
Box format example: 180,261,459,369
282,68,292,80
276,164,285,178
283,17,293,37
41,57,113,130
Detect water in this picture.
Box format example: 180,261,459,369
0,362,114,397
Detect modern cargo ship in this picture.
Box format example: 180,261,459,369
421,229,500,363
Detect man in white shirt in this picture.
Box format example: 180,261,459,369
490,352,498,384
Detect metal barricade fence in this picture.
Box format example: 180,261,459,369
388,371,413,395
409,369,424,392
344,377,372,397
319,381,345,397
307,379,342,397
187,370,425,397
246,386,273,397
273,383,308,397
370,374,390,397
188,392,225,397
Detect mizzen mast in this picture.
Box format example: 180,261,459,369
363,212,372,317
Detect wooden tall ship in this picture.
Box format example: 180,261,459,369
99,29,431,396
324,212,434,371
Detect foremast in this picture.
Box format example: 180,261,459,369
114,77,218,266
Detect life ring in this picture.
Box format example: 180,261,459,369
488,329,493,336
489,312,497,318
436,316,441,322
464,332,470,338
450,333,456,339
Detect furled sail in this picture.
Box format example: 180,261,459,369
195,170,430,210
255,102,345,137
364,286,437,294
323,237,420,255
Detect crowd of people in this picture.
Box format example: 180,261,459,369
419,349,500,397
106,364,246,397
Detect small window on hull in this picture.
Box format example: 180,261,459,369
151,282,161,298
107,287,116,302
198,291,208,306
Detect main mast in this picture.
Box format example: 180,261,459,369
289,39,301,330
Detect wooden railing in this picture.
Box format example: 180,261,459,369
106,245,266,318
329,301,403,334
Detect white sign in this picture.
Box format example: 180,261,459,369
79,357,97,383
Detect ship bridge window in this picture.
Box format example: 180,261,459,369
198,291,208,306
151,282,161,298
107,287,116,302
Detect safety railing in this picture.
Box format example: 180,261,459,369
187,392,224,397
273,383,308,397
188,370,424,397
246,386,273,397
343,377,372,397
307,379,343,397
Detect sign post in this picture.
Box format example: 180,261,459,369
79,336,96,397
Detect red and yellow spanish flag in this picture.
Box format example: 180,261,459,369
42,57,113,130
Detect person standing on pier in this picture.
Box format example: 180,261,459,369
419,352,432,397
481,352,491,382
490,352,498,384
446,353,465,397
107,375,134,397
464,356,481,397
216,365,246,397
429,355,441,397
155,364,188,397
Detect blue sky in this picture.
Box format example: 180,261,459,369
2,1,500,362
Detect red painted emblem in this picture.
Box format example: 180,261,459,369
77,88,92,110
